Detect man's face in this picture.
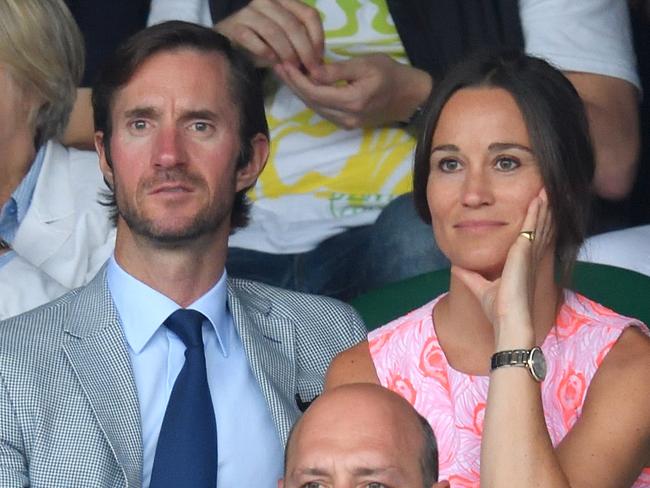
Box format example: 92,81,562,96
282,388,429,488
96,48,258,246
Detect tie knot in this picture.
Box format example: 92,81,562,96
164,309,206,348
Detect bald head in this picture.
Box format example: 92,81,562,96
282,384,443,488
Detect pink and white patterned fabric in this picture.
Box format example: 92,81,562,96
369,290,650,487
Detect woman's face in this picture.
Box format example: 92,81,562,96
426,87,545,278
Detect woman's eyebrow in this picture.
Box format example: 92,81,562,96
488,142,533,154
431,144,460,153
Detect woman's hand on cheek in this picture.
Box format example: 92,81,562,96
453,188,553,349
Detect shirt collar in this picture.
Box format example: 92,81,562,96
0,145,46,242
106,255,230,356
14,145,46,223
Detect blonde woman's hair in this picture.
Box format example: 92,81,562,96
0,0,84,145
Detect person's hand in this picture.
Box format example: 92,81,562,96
273,53,432,129
214,0,324,70
452,189,553,348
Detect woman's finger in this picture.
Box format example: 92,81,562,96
538,189,554,251
518,193,542,247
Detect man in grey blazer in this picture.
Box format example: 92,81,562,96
0,21,366,488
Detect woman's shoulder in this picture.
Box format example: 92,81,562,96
575,320,650,477
543,290,649,381
555,289,649,338
554,290,650,433
581,287,650,379
326,294,449,390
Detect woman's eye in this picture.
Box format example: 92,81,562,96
494,156,520,171
438,158,461,172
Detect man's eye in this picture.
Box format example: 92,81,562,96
131,120,148,130
191,122,211,132
439,158,461,172
367,483,387,488
494,156,520,171
302,483,322,488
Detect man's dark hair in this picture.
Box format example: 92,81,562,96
413,50,594,286
92,20,269,229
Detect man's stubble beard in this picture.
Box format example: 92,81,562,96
114,167,234,248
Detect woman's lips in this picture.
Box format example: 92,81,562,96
453,220,508,230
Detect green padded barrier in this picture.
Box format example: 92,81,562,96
350,262,650,331
350,268,450,330
570,262,650,325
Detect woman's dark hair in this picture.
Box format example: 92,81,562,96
413,50,595,285
92,20,268,230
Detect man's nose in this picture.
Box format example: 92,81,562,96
153,126,188,167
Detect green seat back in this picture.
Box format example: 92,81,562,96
350,262,650,330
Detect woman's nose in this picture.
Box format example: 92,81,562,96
461,168,494,207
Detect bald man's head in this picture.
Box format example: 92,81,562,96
281,384,445,488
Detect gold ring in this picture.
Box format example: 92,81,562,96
519,230,536,242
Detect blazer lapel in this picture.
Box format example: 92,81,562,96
13,142,75,266
62,270,143,487
227,280,301,444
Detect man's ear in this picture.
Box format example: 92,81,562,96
235,133,269,192
95,131,114,188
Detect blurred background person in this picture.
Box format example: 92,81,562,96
577,0,650,277
0,0,114,318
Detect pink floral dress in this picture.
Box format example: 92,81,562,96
369,290,650,487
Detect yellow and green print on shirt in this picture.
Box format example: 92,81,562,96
253,0,416,219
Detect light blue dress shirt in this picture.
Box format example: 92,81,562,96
106,257,283,487
0,146,46,268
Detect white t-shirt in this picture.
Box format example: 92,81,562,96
231,0,415,253
149,0,640,254
521,0,639,87
578,225,650,277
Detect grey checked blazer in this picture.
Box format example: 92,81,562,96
0,268,366,487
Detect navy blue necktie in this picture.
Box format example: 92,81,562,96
149,309,217,488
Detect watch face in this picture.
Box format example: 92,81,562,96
529,347,547,382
